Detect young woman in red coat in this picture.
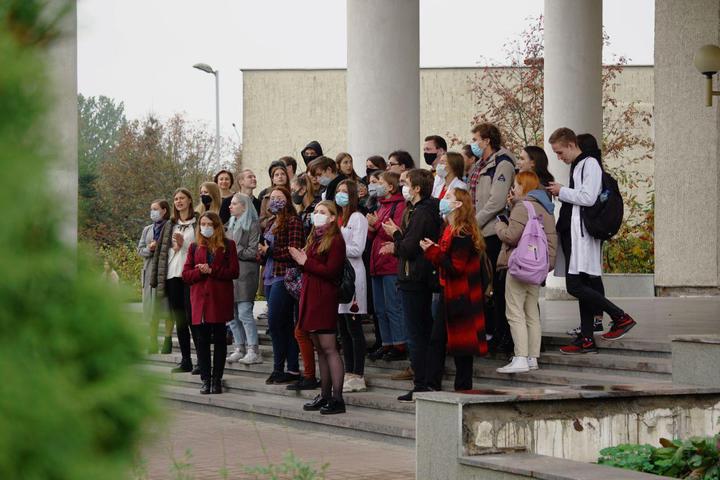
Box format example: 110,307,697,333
420,188,487,391
182,212,239,395
289,201,347,415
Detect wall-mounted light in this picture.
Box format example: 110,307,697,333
693,44,720,107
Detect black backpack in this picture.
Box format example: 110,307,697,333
580,164,624,240
338,258,356,304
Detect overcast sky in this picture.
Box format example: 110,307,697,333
77,0,654,142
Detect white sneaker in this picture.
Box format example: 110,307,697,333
527,357,539,370
227,347,245,363
496,356,530,374
238,349,262,365
343,375,367,393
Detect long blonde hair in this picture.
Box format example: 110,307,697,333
306,200,341,254
195,181,222,215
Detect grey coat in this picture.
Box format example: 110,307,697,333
137,224,156,318
226,219,261,302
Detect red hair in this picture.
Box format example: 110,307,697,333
514,171,540,196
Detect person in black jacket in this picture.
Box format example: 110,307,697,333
381,168,442,402
309,156,347,202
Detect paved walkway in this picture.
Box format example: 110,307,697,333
139,408,415,480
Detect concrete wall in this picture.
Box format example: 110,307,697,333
654,0,720,292
242,66,654,190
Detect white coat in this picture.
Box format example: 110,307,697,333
557,156,603,276
432,175,467,199
339,211,369,314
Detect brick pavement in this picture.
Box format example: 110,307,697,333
139,408,415,480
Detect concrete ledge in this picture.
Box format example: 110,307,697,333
671,335,720,386
545,274,655,300
459,453,673,480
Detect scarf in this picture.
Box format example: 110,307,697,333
153,220,167,242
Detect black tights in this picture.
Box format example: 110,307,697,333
311,332,344,401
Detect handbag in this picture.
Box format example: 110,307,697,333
337,258,356,304
284,267,302,300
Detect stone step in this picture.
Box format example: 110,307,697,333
161,384,416,445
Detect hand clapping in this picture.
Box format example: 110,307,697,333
288,246,307,266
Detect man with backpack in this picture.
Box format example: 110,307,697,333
470,123,517,352
547,127,636,355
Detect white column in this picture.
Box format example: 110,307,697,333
47,0,78,248
544,0,603,287
347,0,420,175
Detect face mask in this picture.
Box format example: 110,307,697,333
268,198,286,214
439,198,458,216
302,153,319,166
200,226,214,238
374,184,388,197
311,213,328,227
150,210,162,222
366,167,378,178
436,163,448,178
291,192,304,205
335,192,349,207
200,194,212,207
319,175,331,187
424,152,438,166
471,142,483,158
402,185,413,202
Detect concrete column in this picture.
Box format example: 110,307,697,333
654,0,720,293
543,0,603,286
347,0,420,175
47,0,78,248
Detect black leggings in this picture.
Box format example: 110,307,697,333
165,277,198,363
339,314,366,376
193,323,227,381
311,333,344,401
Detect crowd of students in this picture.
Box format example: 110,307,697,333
138,124,638,414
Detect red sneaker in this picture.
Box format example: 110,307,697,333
560,336,599,355
601,314,637,340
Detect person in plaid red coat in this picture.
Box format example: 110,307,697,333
421,188,488,391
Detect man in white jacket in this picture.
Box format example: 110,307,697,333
547,127,636,355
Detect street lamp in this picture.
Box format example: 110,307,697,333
693,45,720,107
193,62,220,161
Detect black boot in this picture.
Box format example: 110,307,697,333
320,398,346,415
171,359,192,373
303,394,329,411
200,379,211,395
211,377,222,394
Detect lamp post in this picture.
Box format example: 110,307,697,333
693,45,720,107
193,62,220,161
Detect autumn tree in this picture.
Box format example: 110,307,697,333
455,16,654,273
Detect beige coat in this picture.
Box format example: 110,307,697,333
474,147,517,237
494,195,557,271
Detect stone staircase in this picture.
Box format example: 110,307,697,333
146,309,672,447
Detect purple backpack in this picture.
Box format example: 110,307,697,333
508,201,549,285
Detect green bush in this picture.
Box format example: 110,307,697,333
598,435,720,479
0,3,158,479
97,242,144,301
603,197,654,274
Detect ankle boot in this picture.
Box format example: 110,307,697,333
200,379,211,395
211,377,222,394
160,336,172,354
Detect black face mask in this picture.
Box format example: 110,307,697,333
200,194,212,207
291,191,305,205
366,167,379,178
302,153,319,166
424,152,438,166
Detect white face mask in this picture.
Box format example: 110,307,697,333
200,226,214,238
150,210,162,222
311,213,329,227
436,163,448,178
402,185,413,202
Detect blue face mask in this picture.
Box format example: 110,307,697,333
439,198,458,216
471,142,483,158
335,192,349,207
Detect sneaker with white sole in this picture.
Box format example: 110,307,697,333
344,375,367,393
527,357,539,370
496,356,530,374
227,347,246,363
238,347,263,365
567,317,604,336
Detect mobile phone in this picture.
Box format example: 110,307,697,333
496,214,509,224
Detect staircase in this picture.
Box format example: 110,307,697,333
146,306,671,447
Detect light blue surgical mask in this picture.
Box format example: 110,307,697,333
319,175,331,187
439,198,458,217
374,184,388,197
150,210,162,222
335,192,349,207
200,226,214,238
471,142,483,158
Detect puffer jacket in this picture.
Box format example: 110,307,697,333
150,212,199,298
494,191,557,271
474,147,517,237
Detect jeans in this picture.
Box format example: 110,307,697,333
401,288,434,389
372,275,406,346
229,301,258,347
165,277,198,364
193,322,227,381
265,281,300,373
